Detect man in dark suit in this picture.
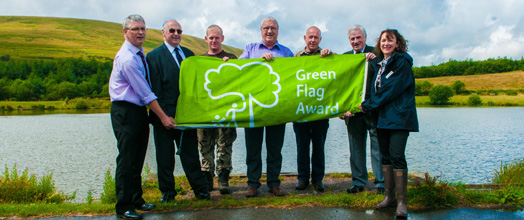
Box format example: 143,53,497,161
146,19,210,202
342,25,384,194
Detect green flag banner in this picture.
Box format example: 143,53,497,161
175,54,367,128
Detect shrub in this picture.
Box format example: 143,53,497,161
492,159,524,204
505,90,518,96
408,173,459,208
100,169,116,204
86,191,94,204
429,85,454,105
467,95,482,106
74,99,90,109
451,80,467,95
415,80,433,96
100,165,158,204
493,159,524,186
496,187,524,204
0,164,75,203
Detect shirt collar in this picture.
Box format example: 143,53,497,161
379,55,392,66
124,40,143,54
297,47,322,56
258,41,281,50
353,45,367,54
164,41,181,53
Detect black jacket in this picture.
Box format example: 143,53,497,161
362,52,419,132
146,43,194,126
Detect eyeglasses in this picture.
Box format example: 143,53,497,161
169,28,183,34
262,26,278,31
128,27,147,32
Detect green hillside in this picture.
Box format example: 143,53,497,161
0,16,243,60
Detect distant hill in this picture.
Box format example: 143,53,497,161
0,16,243,60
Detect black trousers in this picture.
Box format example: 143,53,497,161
111,101,149,214
377,129,409,169
293,119,329,183
153,125,207,195
244,124,286,188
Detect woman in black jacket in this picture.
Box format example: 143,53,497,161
358,29,419,218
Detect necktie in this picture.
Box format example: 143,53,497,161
174,47,184,67
136,51,150,87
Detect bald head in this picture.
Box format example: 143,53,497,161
304,26,322,52
162,19,183,47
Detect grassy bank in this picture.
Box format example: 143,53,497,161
1,94,523,114
2,159,524,218
416,95,524,106
0,98,111,111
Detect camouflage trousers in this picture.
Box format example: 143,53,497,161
197,127,237,176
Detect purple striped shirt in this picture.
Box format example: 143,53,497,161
109,40,157,106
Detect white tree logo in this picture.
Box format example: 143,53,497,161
204,62,281,127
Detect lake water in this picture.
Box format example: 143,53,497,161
1,107,523,202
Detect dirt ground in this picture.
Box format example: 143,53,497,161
180,172,384,200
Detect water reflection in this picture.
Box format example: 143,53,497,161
1,107,523,202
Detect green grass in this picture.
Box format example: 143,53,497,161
0,98,112,112
0,16,243,61
493,159,524,186
3,167,524,218
0,165,76,204
416,95,524,106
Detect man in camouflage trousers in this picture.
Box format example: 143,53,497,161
198,24,237,195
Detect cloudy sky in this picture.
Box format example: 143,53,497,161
2,0,524,66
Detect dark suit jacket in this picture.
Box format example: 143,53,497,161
146,43,194,126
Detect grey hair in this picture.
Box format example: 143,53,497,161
206,24,223,36
347,24,367,37
260,16,279,28
123,14,145,29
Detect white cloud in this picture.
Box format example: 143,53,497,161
468,25,524,60
1,0,524,66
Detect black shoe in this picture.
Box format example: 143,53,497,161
160,196,175,203
376,186,385,194
347,185,365,193
117,210,143,220
218,170,232,195
295,180,309,190
312,181,325,192
136,203,155,211
195,190,211,200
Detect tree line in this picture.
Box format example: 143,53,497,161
0,55,523,101
412,57,524,78
0,55,112,101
